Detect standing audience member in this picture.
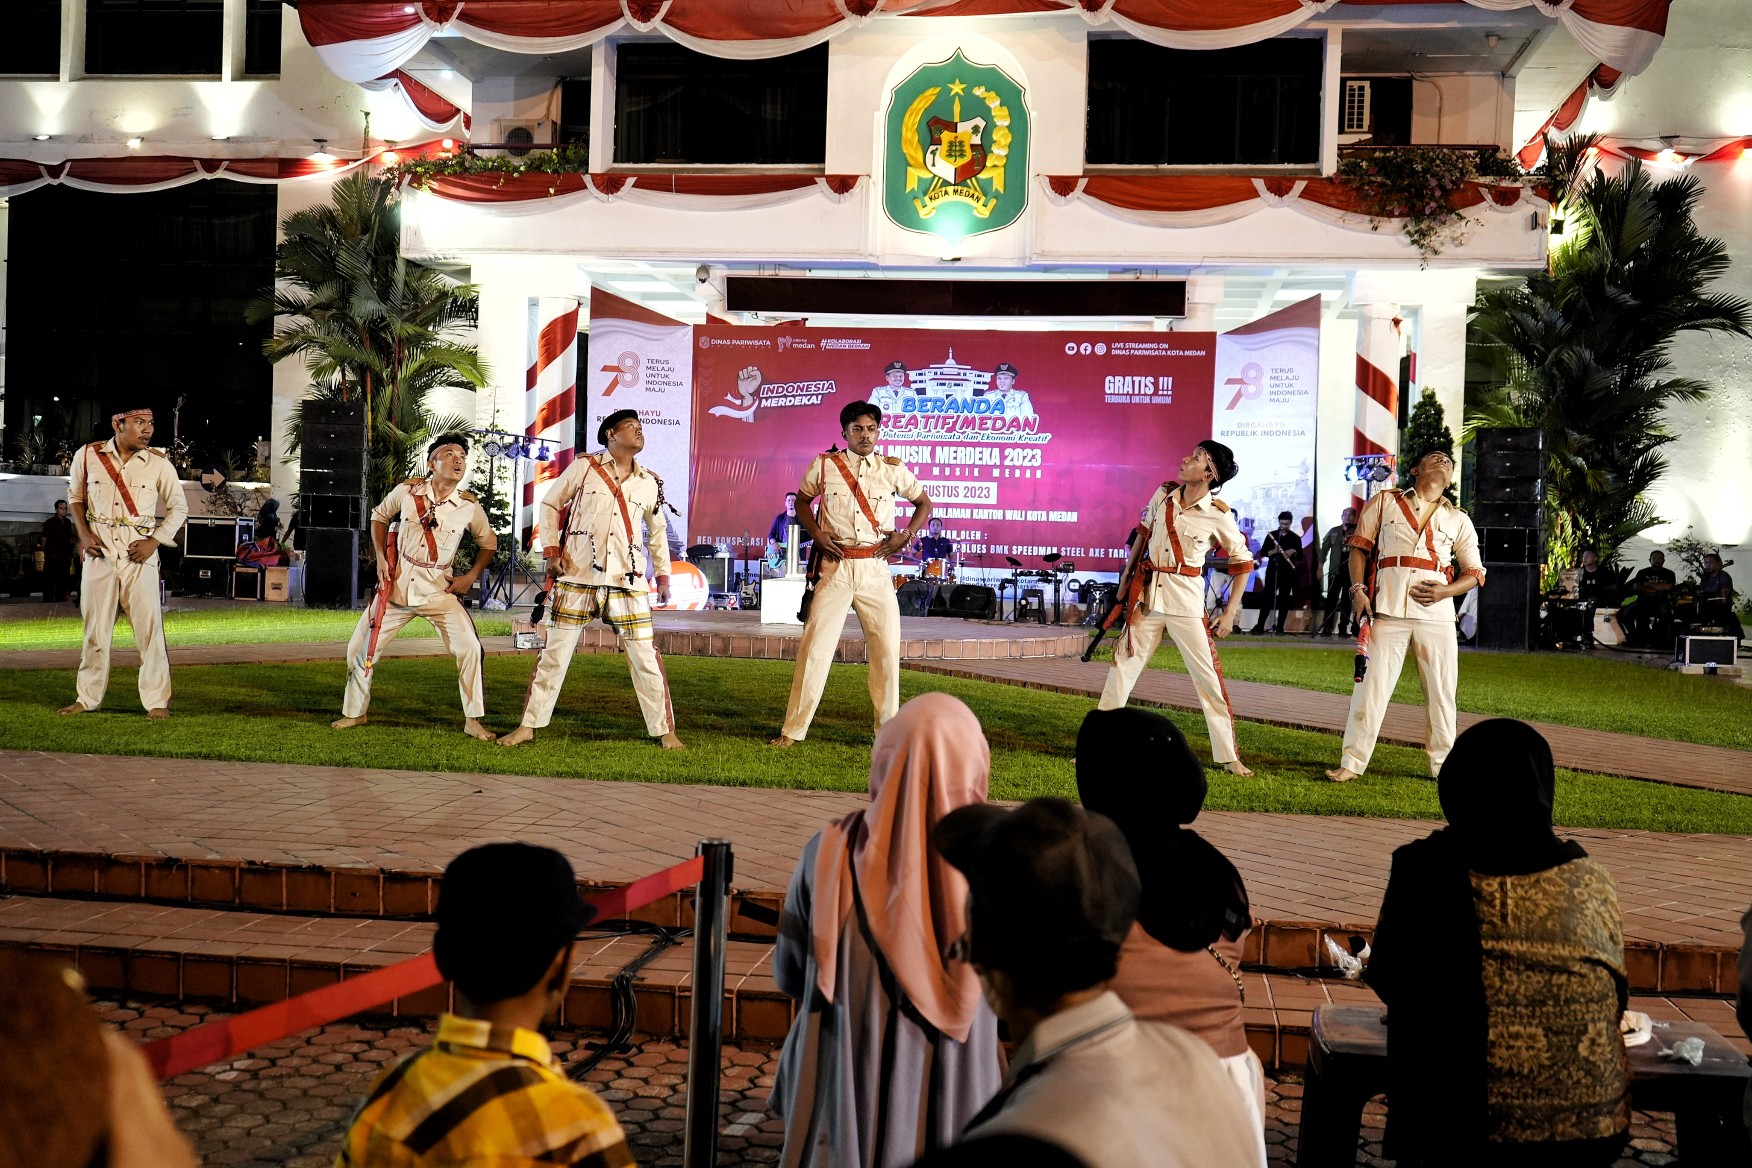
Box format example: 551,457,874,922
337,844,634,1167
1365,719,1629,1168
0,951,198,1168
921,797,1259,1167
771,693,1001,1168
1075,709,1266,1168
1250,512,1301,635
40,498,76,602
1316,508,1359,637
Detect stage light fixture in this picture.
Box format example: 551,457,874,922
126,136,144,149
481,439,504,458
1369,463,1393,483
32,134,51,141
311,138,333,162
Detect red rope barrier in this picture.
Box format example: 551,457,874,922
142,853,707,1080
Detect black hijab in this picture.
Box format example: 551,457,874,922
1074,708,1250,952
1437,718,1585,876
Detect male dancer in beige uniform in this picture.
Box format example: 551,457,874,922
332,433,497,740
1325,444,1485,782
771,400,933,747
60,405,188,718
1097,440,1257,775
501,409,683,750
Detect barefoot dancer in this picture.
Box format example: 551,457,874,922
1097,441,1257,776
332,434,497,740
60,404,188,719
501,410,684,750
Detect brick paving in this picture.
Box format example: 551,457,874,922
912,657,1752,797
100,1000,1700,1168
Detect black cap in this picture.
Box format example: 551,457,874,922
1196,439,1239,488
994,362,1018,376
597,409,639,446
433,844,595,1003
427,432,470,458
884,360,908,374
933,797,1139,994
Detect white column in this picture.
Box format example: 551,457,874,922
1173,272,1225,332
1352,302,1401,508
1410,300,1470,436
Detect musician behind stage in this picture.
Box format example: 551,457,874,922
914,517,952,562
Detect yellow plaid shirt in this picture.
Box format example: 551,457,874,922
336,1015,635,1168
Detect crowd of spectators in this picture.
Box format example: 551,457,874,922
7,700,1750,1167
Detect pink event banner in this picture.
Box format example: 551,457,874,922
688,328,1216,572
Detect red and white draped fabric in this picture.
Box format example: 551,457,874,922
0,154,388,199
410,172,863,212
296,0,1675,80
360,70,471,133
524,298,582,547
1354,304,1401,511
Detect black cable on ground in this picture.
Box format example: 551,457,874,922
567,919,692,1080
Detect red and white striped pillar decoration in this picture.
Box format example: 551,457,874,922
523,296,581,547
1353,302,1401,510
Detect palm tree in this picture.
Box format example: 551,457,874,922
1469,154,1750,566
248,172,488,499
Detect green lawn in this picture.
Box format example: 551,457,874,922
0,607,513,650
1090,640,1752,752
2,656,1747,835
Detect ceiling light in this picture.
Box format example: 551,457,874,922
126,136,144,149
440,69,454,80
210,134,229,141
379,149,400,165
311,138,333,162
32,133,51,141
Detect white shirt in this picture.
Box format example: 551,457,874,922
1139,484,1255,618
1350,488,1485,622
372,479,494,607
68,439,188,566
536,452,672,593
798,449,924,545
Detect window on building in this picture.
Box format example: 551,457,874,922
244,0,282,76
0,0,61,76
1337,77,1411,146
1087,38,1323,166
559,77,592,149
86,0,223,76
614,42,827,166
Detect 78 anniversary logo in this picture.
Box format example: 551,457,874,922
883,50,1029,247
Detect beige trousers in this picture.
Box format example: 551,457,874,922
1338,615,1458,776
781,557,902,741
342,592,486,718
519,624,674,738
75,553,171,712
1097,610,1241,764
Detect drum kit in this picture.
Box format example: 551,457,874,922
995,552,1079,624
891,548,961,615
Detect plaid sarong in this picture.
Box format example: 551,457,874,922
547,581,654,641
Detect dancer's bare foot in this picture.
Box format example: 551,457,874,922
498,725,535,747
1223,760,1253,777
330,715,368,730
769,735,798,749
147,708,170,720
1324,767,1359,783
58,703,89,717
659,733,686,750
463,718,496,742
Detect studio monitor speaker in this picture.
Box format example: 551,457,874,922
1474,427,1544,456
1472,501,1544,530
1481,527,1543,565
304,527,360,609
301,401,367,496
1476,563,1538,652
947,584,997,621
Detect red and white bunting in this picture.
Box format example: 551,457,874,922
524,298,582,548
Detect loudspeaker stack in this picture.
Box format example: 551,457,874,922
1472,427,1544,652
299,401,367,608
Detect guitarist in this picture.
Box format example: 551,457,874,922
771,401,933,748
1096,440,1257,776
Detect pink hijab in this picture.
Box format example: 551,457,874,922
810,692,990,1043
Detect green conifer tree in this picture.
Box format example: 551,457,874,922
1398,387,1456,500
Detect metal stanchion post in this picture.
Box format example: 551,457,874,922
684,839,733,1168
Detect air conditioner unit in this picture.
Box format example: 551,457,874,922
1341,80,1372,134
494,119,553,157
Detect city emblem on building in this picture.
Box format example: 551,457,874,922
883,50,1029,247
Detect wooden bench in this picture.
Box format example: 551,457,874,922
1296,1004,1751,1167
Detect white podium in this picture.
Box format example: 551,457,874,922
761,577,807,625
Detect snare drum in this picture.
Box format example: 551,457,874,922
922,558,946,579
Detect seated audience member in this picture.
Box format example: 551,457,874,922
1620,551,1676,645
1365,720,1629,1168
1696,552,1743,640
919,797,1259,1167
772,692,1001,1168
0,951,197,1168
1074,709,1266,1168
337,844,633,1168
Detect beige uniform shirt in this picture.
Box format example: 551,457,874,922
536,452,671,593
373,479,495,607
799,449,924,544
1139,483,1255,618
68,440,188,566
1349,488,1485,622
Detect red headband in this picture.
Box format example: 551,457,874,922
111,409,153,428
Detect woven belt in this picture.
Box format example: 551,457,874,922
398,553,453,571
838,544,888,560
86,513,154,533
1378,555,1454,581
1144,558,1202,578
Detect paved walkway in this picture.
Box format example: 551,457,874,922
4,750,1746,958
914,657,1752,797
